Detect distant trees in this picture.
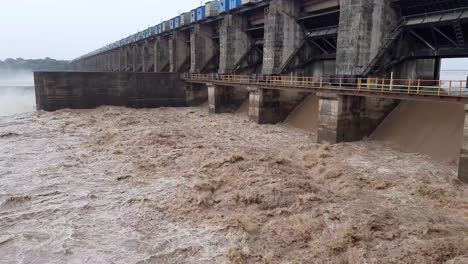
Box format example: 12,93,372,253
0,58,70,71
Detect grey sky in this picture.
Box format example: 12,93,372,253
0,0,203,60
1,0,467,70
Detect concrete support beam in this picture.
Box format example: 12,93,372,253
125,46,133,72
316,94,398,144
458,105,468,183
219,14,252,74
249,88,307,124
113,50,119,71
155,36,170,72
262,0,303,75
133,44,144,72
336,0,398,75
249,88,281,124
142,40,155,72
119,48,125,72
169,31,190,73
207,83,248,113
190,24,216,73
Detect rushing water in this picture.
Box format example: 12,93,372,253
0,72,36,116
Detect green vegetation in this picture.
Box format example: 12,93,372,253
0,58,69,71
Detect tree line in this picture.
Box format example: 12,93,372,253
0,58,69,71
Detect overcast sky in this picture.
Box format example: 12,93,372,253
0,0,204,60
1,0,467,70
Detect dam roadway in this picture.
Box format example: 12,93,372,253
38,0,468,182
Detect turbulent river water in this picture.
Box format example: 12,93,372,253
1,105,467,263
0,69,468,263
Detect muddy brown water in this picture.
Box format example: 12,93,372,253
0,106,467,263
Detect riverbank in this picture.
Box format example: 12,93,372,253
0,106,467,263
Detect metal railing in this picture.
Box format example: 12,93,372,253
182,73,468,99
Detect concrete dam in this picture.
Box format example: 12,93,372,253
35,0,468,182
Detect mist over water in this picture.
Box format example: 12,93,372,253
0,71,36,116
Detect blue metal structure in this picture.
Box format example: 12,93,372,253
219,0,230,13
190,9,197,23
230,0,241,10
174,16,181,28
197,6,206,21
82,0,268,58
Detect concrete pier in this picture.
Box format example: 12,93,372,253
190,24,217,73
155,36,170,72
459,105,468,183
169,31,190,72
219,14,252,74
336,0,398,75
316,94,398,144
262,0,303,75
142,40,155,72
207,84,248,113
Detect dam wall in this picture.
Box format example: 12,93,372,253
34,72,188,111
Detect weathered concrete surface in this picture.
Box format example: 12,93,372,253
316,94,398,144
262,0,303,75
190,24,217,73
169,31,191,73
336,0,398,75
207,83,248,113
142,40,156,72
155,36,170,72
125,46,134,72
219,14,252,74
34,72,188,111
459,105,468,183
249,88,307,124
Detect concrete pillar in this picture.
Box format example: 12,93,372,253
155,36,169,72
316,94,398,144
219,14,252,74
119,48,125,71
262,0,303,75
169,31,190,73
336,0,398,75
207,83,248,113
142,40,155,72
113,50,119,71
106,51,112,71
249,88,282,124
132,44,141,72
125,46,133,72
134,43,144,72
190,24,216,73
248,88,308,124
458,105,468,183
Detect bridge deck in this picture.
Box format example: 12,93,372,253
182,74,468,103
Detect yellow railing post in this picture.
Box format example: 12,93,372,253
358,78,361,91
320,77,323,88
381,79,385,92
461,80,464,96
449,80,452,96
408,79,411,94
417,79,421,94
438,80,442,96
339,78,342,89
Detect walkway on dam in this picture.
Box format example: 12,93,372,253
182,74,468,103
